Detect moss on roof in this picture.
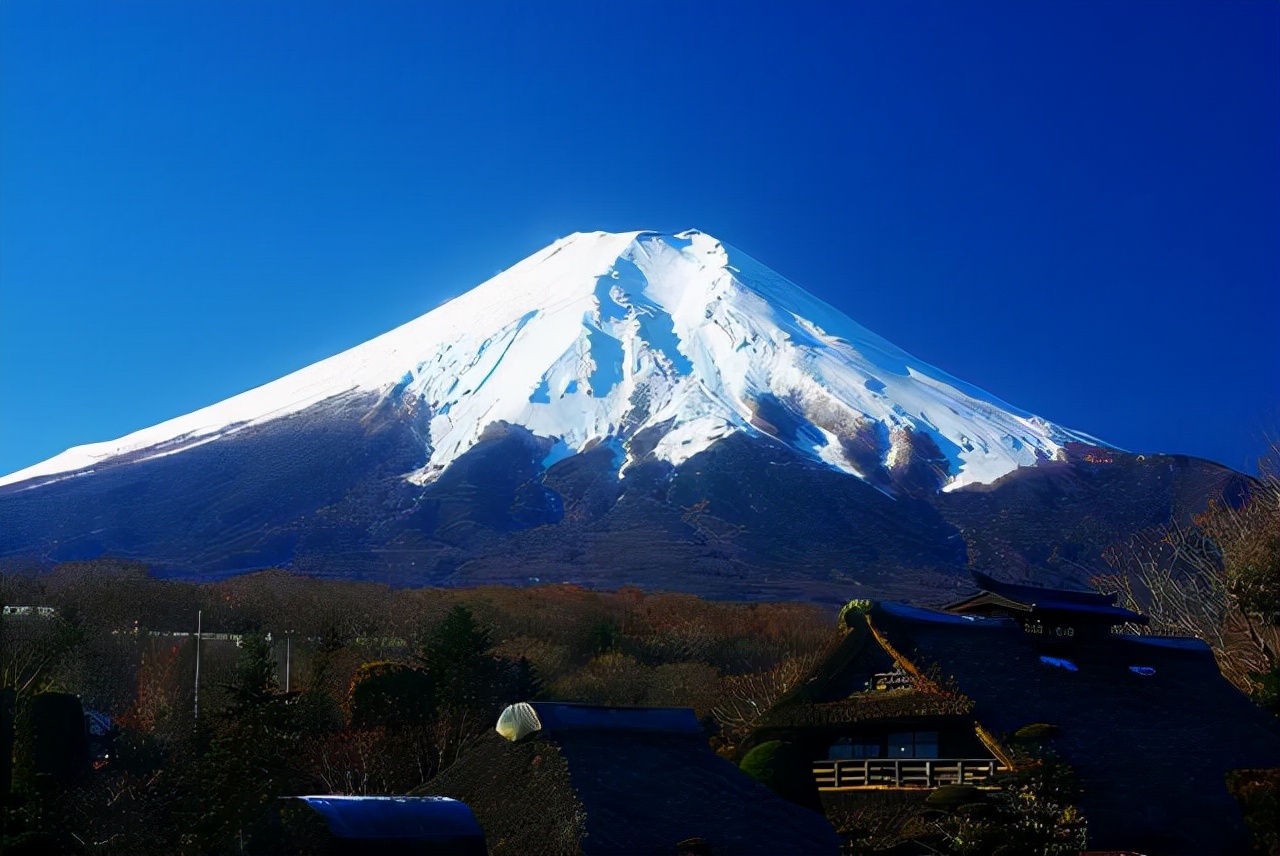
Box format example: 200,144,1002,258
761,690,973,729
759,611,973,733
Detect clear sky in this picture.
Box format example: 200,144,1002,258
1,0,1276,476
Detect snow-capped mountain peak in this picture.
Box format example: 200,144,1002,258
0,229,1096,491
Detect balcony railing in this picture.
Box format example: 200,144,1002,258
813,758,1006,790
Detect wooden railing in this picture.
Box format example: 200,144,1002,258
813,758,1005,790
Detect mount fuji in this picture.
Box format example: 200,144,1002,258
0,231,1244,601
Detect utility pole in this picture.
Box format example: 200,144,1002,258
194,609,202,722
285,632,292,694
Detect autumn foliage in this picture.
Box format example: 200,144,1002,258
0,563,830,854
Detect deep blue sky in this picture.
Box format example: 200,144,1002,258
2,0,1277,475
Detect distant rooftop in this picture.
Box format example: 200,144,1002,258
946,570,1148,625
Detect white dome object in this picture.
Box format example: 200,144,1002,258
496,702,543,741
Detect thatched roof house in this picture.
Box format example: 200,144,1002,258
418,702,841,856
753,587,1280,856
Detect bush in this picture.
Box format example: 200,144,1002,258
925,750,1086,855
738,740,820,810
838,599,873,629
1226,768,1280,855
347,662,435,730
1013,722,1060,742
925,784,987,811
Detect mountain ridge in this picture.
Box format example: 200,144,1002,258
1,229,1099,494
2,229,1240,603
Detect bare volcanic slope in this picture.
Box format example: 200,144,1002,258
0,231,1245,600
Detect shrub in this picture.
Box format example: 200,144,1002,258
926,750,1086,855
838,599,873,629
347,661,435,730
925,784,987,811
1225,768,1280,855
1013,722,1060,742
738,740,820,810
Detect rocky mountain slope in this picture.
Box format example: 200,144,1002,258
0,231,1244,602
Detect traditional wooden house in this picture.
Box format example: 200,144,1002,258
419,702,841,856
747,604,1006,794
748,574,1280,855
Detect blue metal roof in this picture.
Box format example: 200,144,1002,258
293,795,484,845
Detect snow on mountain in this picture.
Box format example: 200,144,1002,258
0,230,1100,492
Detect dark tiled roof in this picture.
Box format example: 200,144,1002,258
559,731,840,855
415,730,583,855
422,725,841,855
971,571,1118,606
955,571,1150,625
867,602,1280,856
754,610,976,741
521,702,702,735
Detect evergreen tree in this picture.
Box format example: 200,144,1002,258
194,631,316,853
229,632,278,711
417,606,501,769
417,606,499,712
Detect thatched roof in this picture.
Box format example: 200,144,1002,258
420,707,841,855
752,610,974,738
414,731,583,856
760,691,972,730
862,601,1280,855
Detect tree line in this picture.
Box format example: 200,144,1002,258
0,568,830,854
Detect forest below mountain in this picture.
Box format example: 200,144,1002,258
0,563,834,854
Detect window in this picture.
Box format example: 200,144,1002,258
828,738,881,760
888,731,939,759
